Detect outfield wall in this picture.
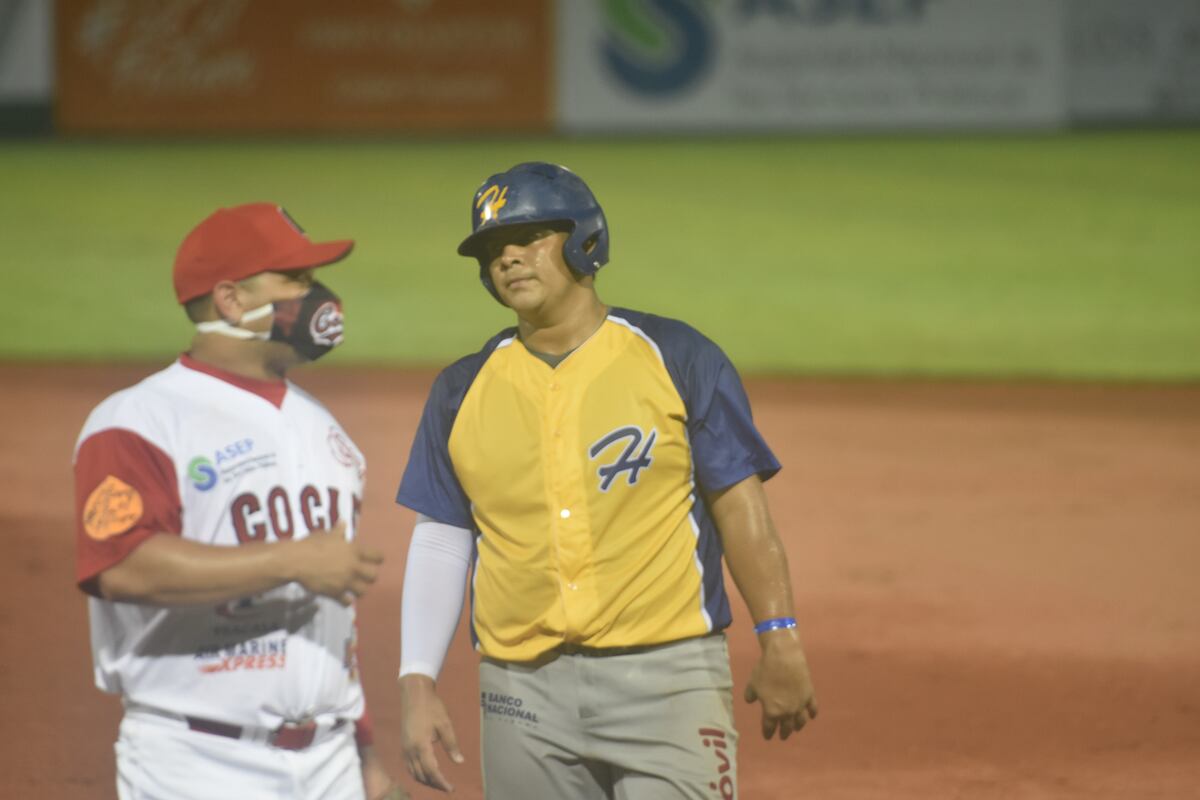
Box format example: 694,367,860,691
0,0,52,133
54,0,552,134
1067,0,1200,122
2,0,1197,136
558,0,1066,132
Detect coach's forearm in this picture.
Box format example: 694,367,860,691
708,475,799,631
97,533,304,605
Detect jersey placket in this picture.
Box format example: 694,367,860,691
272,400,318,720
541,362,594,643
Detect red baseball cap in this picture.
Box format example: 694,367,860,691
173,203,354,304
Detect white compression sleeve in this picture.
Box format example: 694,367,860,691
398,513,474,680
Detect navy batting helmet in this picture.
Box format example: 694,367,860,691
457,162,609,302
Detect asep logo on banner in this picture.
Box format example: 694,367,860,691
601,0,717,96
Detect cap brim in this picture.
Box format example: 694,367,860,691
265,239,355,272
457,218,573,259
458,225,505,259
457,232,483,258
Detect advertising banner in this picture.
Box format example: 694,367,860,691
56,0,551,133
0,0,52,100
1067,0,1200,121
557,0,1066,131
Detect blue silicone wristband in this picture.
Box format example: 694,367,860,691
754,617,797,635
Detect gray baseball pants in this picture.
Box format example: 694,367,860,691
479,634,738,800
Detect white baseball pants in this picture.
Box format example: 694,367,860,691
115,709,365,800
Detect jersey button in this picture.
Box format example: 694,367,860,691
567,582,578,591
559,509,571,519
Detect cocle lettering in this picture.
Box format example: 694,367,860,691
299,485,322,530
266,487,294,539
231,493,266,542
232,485,360,543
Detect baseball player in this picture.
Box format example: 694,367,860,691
395,162,817,798
73,203,406,800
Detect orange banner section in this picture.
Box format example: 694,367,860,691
56,0,550,133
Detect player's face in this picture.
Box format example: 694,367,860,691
246,269,323,370
483,224,577,313
234,269,315,332
218,269,320,377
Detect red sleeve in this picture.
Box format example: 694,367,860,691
74,428,182,596
355,705,375,748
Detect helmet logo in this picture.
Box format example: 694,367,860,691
476,185,508,225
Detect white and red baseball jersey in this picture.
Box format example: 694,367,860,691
73,354,368,730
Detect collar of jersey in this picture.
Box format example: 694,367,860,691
179,353,288,409
517,311,610,371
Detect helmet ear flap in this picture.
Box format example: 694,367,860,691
477,261,506,304
478,258,505,305
569,232,603,277
562,207,609,276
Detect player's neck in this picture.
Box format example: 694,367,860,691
516,291,607,356
187,334,293,382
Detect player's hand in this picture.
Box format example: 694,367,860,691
744,628,818,741
292,521,384,605
400,673,465,792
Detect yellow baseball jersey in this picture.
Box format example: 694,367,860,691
397,309,779,662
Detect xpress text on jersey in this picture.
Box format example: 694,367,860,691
74,355,368,729
396,309,779,662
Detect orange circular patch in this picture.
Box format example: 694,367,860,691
83,475,144,541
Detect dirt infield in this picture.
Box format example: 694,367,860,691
2,363,1198,799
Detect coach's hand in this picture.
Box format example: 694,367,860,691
292,521,384,605
745,627,818,740
400,673,464,792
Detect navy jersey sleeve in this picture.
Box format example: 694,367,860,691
395,369,473,528
395,331,511,528
619,309,781,494
685,343,780,492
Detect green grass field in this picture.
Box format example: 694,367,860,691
3,131,1198,379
